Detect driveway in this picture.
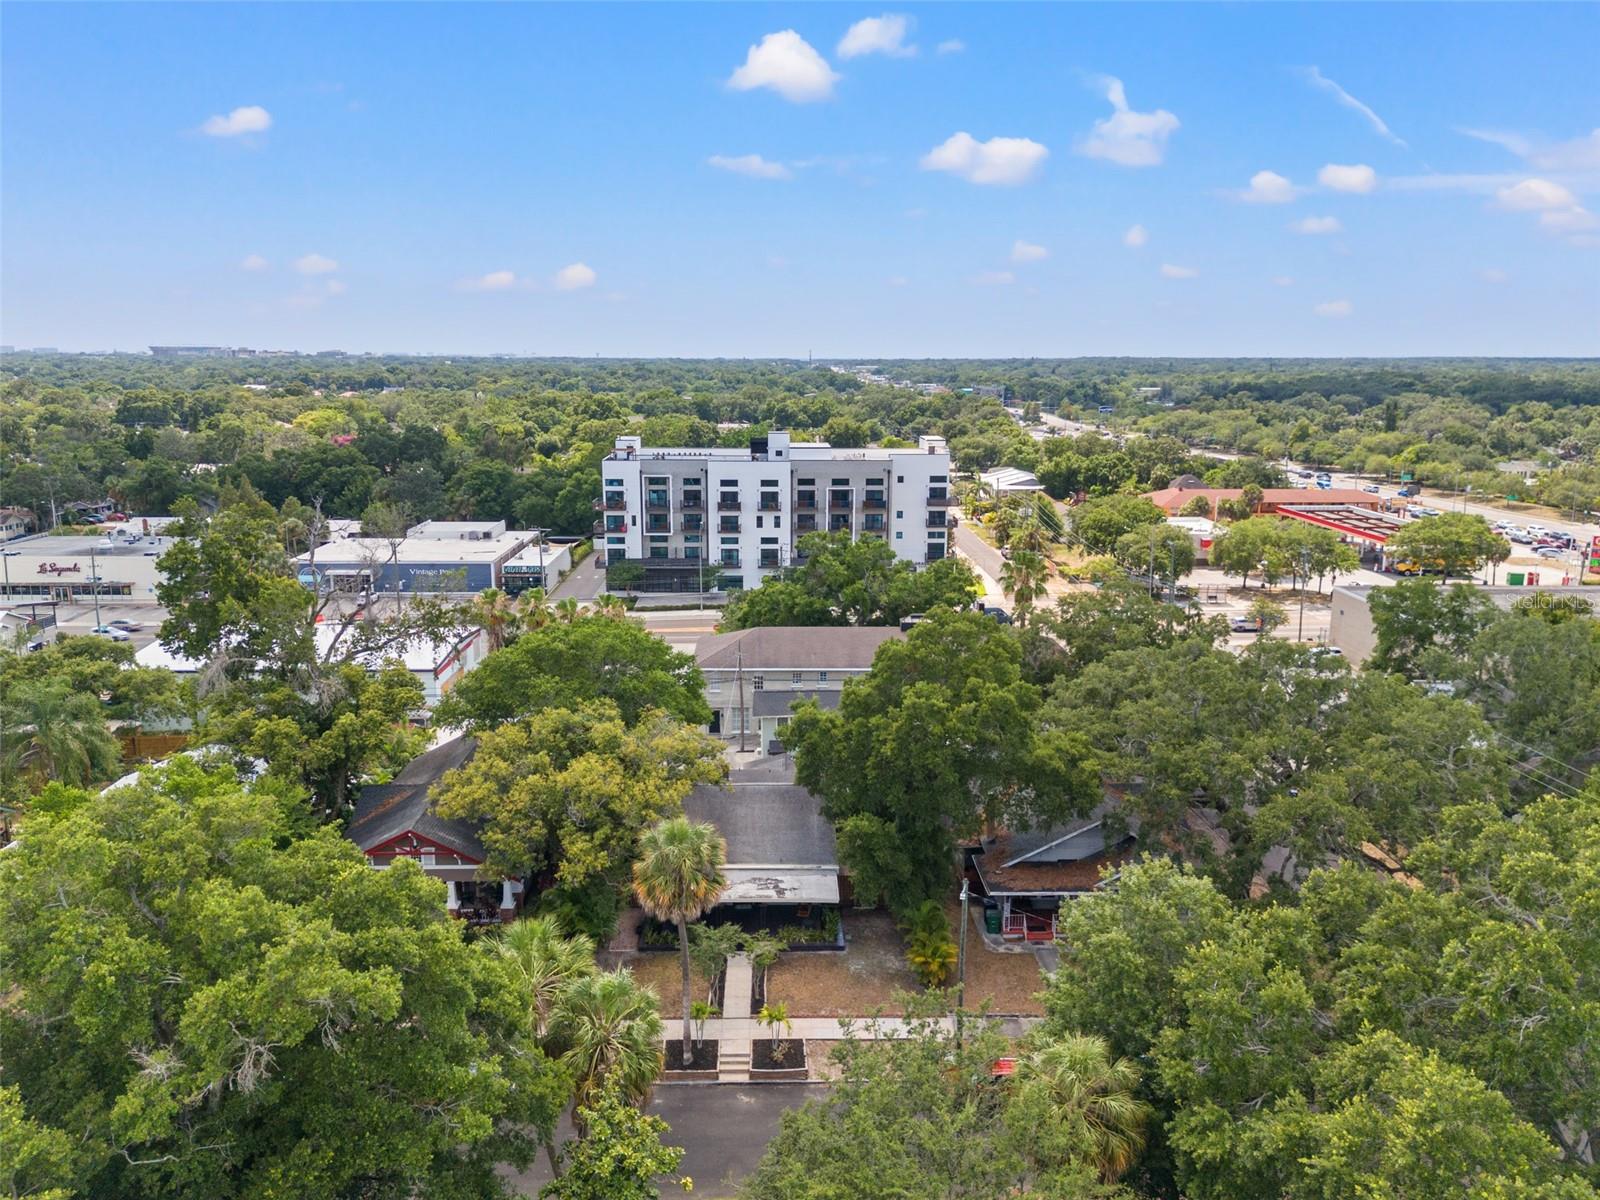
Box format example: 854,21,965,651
548,553,608,601
503,1083,826,1197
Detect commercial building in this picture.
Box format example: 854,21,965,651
0,529,173,603
694,626,903,750
1166,515,1217,563
294,520,542,596
500,540,574,595
1328,582,1594,664
596,431,954,592
136,623,487,709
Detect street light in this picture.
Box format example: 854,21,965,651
956,877,970,1046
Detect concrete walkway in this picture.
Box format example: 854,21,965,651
717,954,754,1082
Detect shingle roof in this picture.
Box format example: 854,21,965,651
682,774,837,867
696,626,902,672
347,736,486,861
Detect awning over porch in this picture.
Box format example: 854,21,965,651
720,867,840,905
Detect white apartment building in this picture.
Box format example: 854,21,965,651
595,431,954,592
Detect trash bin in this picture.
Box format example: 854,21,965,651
984,906,1001,935
1506,572,1525,586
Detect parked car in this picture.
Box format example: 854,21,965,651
106,512,128,521
981,605,1013,625
1534,547,1566,558
92,626,132,642
1308,645,1344,660
1229,615,1262,633
108,618,142,631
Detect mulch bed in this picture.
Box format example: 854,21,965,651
662,1040,719,1073
752,1039,807,1073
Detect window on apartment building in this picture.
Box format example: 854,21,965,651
720,535,738,545
797,477,815,486
761,479,779,487
896,475,904,483
774,516,781,528
751,676,764,691
895,510,904,519
867,477,883,485
931,475,948,483
831,477,849,486
685,546,701,560
648,546,668,559
708,676,721,692
605,478,623,487
756,516,763,528
720,479,737,487
791,672,803,684
895,531,903,539
818,671,829,682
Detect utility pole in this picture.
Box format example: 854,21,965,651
956,877,970,1046
1297,548,1311,642
736,642,748,753
89,545,103,630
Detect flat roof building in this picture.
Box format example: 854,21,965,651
294,521,540,596
1329,582,1594,664
598,431,954,592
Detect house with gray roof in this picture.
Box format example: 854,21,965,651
346,736,525,924
679,767,842,940
695,626,902,753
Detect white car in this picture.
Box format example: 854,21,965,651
92,625,132,642
109,618,143,631
1534,546,1566,559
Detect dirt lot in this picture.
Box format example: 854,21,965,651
766,909,1046,1018
621,952,718,1017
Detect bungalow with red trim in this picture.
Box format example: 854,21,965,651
346,736,525,924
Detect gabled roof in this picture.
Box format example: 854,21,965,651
347,736,485,861
682,772,837,868
975,802,1139,896
696,626,902,672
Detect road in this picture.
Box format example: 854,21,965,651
636,607,721,648
502,1083,827,1197
549,552,608,601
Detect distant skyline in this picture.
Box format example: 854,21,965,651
3,3,1597,357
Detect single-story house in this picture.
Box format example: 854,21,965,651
346,736,525,924
680,767,841,938
968,802,1139,942
695,626,902,752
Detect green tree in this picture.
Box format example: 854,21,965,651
0,680,123,790
1367,579,1499,678
433,703,727,923
0,758,567,1200
901,899,958,988
1112,523,1196,588
552,969,665,1113
1208,515,1289,590
1008,1035,1152,1184
1384,512,1511,579
541,1084,686,1200
998,547,1053,626
1068,494,1166,554
495,914,599,1043
738,531,976,627
0,637,186,729
631,818,728,1064
785,611,1098,912
436,616,711,730
0,1085,75,1200
1246,594,1288,635
720,580,847,631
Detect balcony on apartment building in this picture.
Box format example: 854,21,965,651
645,491,671,512
862,492,887,510
719,554,741,569
926,513,956,529
680,493,704,511
926,490,953,507
594,495,627,511
828,491,853,511
794,491,817,510
717,493,742,512
758,495,782,512
796,515,818,532
718,518,741,534
758,551,781,568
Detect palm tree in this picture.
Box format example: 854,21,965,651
515,585,552,629
632,818,728,1064
553,597,582,624
591,594,630,621
0,681,122,788
553,968,664,1113
1014,1034,1151,1183
999,549,1052,626
494,915,596,1041
470,586,517,652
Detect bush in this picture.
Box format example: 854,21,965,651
902,900,958,988
535,878,625,942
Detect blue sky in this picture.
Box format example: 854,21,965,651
3,3,1597,357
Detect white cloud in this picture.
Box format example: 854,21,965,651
728,30,839,103
971,270,1015,286
293,253,339,275
1386,173,1520,194
459,270,519,292
1299,67,1405,147
936,39,965,55
838,14,916,59
1314,299,1353,317
1291,215,1343,235
553,262,597,291
1496,178,1580,211
240,254,269,272
1540,207,1599,233
1479,268,1509,284
1240,170,1298,204
324,279,347,296
1077,76,1179,167
1160,263,1198,279
708,153,793,180
920,131,1048,185
1123,223,1149,248
1461,127,1600,171
200,105,272,137
1272,276,1295,287
1318,163,1377,193
1010,240,1049,263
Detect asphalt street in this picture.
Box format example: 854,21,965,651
502,1083,827,1198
